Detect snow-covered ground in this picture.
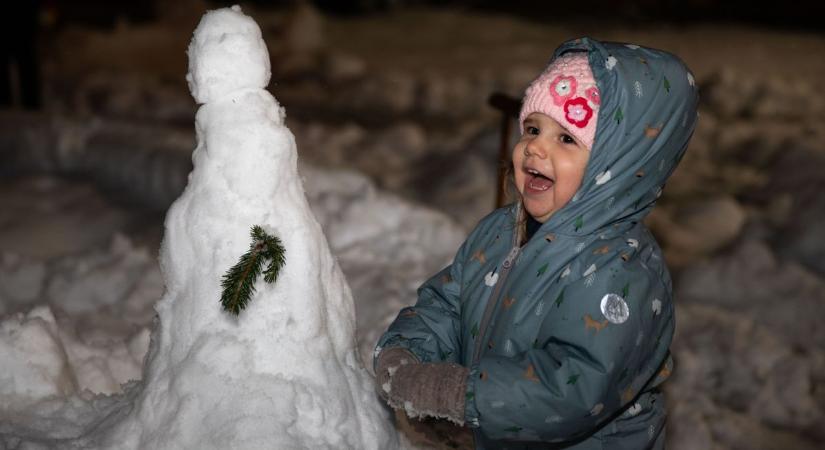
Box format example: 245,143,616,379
0,162,465,447
2,3,825,449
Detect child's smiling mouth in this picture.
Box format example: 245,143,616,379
524,167,554,193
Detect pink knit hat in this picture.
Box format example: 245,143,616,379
519,53,600,149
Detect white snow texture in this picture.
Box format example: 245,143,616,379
186,6,271,104
70,6,396,449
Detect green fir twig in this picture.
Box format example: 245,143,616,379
220,225,286,315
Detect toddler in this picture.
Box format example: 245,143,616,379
375,37,698,449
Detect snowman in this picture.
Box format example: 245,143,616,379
89,6,398,449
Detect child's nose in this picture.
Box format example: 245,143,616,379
525,140,547,159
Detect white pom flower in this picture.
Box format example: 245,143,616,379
484,271,499,287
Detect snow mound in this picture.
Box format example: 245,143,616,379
3,6,401,449
87,6,399,448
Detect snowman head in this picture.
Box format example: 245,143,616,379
186,5,271,104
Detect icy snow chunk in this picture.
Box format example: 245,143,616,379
186,5,271,104
0,306,71,409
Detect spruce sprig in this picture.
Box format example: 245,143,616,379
220,225,286,315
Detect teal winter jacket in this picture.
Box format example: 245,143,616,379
376,37,698,449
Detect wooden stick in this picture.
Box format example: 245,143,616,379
487,93,521,208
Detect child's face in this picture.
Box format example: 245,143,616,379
513,112,590,223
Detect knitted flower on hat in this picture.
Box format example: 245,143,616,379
519,53,600,149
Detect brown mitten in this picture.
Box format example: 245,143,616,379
387,361,469,426
375,347,418,401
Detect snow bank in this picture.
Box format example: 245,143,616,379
0,235,155,402
0,237,156,443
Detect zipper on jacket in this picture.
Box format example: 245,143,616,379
471,243,520,365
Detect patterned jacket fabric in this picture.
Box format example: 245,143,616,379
376,37,698,449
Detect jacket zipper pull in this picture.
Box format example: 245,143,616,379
502,246,519,269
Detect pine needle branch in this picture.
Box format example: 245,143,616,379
262,233,286,283
220,225,286,315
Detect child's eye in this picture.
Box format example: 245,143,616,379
526,126,540,135
561,134,576,144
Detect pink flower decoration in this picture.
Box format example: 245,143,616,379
564,97,593,128
585,86,600,106
549,75,578,106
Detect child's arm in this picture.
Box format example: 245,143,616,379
374,239,469,367
372,240,471,422
466,256,673,442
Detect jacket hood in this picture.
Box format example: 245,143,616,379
539,37,699,237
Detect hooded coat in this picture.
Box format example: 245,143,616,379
376,37,699,449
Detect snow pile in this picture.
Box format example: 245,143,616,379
0,237,157,441
0,167,463,448
84,6,398,448
0,236,155,401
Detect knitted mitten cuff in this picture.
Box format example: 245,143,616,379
375,347,418,400
387,361,469,426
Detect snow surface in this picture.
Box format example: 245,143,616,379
0,6,471,448
0,166,464,448
186,6,271,105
